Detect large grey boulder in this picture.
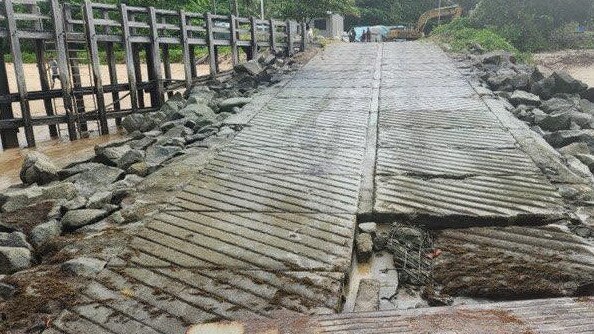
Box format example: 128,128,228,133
480,51,515,65
0,247,31,274
65,164,124,198
0,232,31,249
536,112,571,132
117,149,145,170
61,257,106,277
86,191,114,209
95,143,132,167
0,182,77,213
61,209,108,231
145,145,183,169
541,98,576,114
582,87,594,103
544,130,594,149
170,103,217,129
532,71,588,99
235,59,264,76
558,142,590,156
159,93,186,117
122,114,156,133
575,154,594,173
30,219,62,247
58,162,104,180
509,90,541,107
218,97,252,113
19,152,59,185
581,99,594,115
187,86,215,105
570,112,593,129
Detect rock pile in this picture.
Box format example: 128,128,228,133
470,51,594,196
0,52,297,279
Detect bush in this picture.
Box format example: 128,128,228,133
550,22,594,50
431,18,532,62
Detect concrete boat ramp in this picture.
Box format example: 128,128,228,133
43,43,594,334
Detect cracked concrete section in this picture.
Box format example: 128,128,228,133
432,224,594,299
374,43,565,224
41,42,573,332
42,44,380,333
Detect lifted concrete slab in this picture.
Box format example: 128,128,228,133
276,87,373,99
381,96,487,111
379,127,518,149
233,126,368,147
264,97,371,113
170,173,361,213
433,224,594,298
249,108,369,128
204,146,365,174
123,211,355,271
377,147,541,177
379,109,502,128
380,85,477,99
48,268,345,334
375,174,564,224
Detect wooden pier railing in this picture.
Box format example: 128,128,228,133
0,0,305,148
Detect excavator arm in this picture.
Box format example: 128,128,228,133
416,5,463,33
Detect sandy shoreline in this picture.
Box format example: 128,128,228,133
534,49,594,88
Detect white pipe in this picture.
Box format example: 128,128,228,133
260,0,264,19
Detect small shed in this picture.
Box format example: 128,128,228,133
312,13,344,38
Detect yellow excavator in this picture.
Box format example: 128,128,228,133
387,5,463,41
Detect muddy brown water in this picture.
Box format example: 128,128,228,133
0,130,124,191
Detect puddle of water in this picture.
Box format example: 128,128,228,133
0,130,123,191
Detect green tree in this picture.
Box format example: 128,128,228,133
267,0,357,21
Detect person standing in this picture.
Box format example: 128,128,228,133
47,57,61,89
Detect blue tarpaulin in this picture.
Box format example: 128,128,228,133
351,26,390,42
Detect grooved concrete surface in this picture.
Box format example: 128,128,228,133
374,43,564,222
44,42,567,333
45,44,379,334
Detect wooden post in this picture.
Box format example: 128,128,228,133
103,10,121,126
179,10,192,89
30,4,58,138
83,0,108,135
4,0,35,147
229,15,239,66
64,3,87,133
132,47,144,108
50,0,77,141
249,16,258,60
286,20,293,57
34,42,58,137
105,43,121,126
205,13,217,76
189,45,197,79
120,4,138,112
144,43,158,107
148,7,164,106
162,44,172,98
269,19,276,54
301,21,307,51
0,45,19,148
